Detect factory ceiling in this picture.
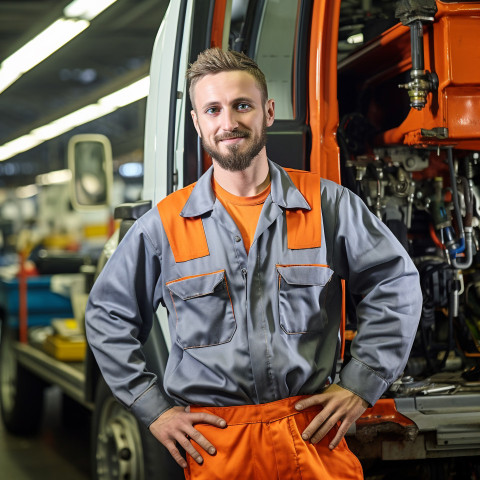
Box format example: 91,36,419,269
0,0,168,188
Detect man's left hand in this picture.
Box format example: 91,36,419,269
295,384,368,450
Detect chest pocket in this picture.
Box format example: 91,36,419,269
277,265,334,334
166,270,237,349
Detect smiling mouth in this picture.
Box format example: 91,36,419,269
219,136,244,144
215,131,249,143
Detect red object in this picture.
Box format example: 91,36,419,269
357,398,415,427
18,252,28,343
429,223,446,250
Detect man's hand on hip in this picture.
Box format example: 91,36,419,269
295,384,368,450
149,406,227,469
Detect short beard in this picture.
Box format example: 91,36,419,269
202,124,267,172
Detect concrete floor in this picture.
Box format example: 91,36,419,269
0,386,90,480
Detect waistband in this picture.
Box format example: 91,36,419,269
189,395,320,425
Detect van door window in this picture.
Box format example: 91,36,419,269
185,0,312,175
251,1,300,120
229,0,304,121
227,0,311,170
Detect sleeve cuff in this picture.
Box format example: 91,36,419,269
338,357,389,406
129,384,173,427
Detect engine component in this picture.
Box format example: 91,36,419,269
395,0,439,110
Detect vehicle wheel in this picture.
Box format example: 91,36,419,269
0,325,45,435
91,377,182,480
62,392,90,429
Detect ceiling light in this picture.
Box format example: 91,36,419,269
0,0,118,96
0,69,21,95
16,184,39,199
0,76,150,162
99,77,151,109
36,169,72,186
0,19,89,95
347,33,364,45
64,0,118,21
119,163,144,178
31,104,113,140
0,135,43,160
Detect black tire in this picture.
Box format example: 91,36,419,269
91,377,182,480
61,392,90,430
0,325,45,435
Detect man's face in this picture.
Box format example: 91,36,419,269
191,70,274,172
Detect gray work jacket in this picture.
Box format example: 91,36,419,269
85,160,422,428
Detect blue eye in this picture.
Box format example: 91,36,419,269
237,103,250,111
205,107,219,115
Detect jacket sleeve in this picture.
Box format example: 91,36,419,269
328,184,422,405
85,216,173,427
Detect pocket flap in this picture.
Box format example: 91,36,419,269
166,270,226,300
277,265,333,286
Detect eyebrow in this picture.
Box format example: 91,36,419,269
200,96,256,110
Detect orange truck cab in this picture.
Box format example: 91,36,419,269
1,1,479,478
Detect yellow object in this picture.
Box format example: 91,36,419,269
43,233,79,250
52,318,83,337
83,223,110,238
43,334,86,361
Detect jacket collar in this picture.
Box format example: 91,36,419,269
180,160,311,218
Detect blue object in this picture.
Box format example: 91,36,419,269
0,276,74,328
449,237,466,257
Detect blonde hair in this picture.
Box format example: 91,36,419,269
186,48,268,107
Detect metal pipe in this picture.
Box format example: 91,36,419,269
452,228,473,269
410,20,424,71
447,149,475,269
447,147,465,241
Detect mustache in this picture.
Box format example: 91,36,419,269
215,130,250,142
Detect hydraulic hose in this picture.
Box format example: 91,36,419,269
446,148,466,260
438,290,455,370
452,175,474,269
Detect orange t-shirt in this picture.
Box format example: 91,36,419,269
212,178,271,254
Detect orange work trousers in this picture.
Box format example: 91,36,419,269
184,396,363,480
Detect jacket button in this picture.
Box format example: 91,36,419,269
234,235,241,242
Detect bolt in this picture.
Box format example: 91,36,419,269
119,448,131,460
406,157,415,168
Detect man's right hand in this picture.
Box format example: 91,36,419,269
149,406,227,469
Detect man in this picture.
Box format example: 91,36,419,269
86,48,422,479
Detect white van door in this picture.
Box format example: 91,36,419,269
143,0,194,205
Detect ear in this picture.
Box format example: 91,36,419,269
191,110,202,137
265,99,275,127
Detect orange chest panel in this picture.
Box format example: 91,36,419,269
157,170,322,263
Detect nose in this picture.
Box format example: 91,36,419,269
220,108,238,132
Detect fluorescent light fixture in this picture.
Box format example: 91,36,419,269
347,33,364,45
100,77,151,109
0,76,150,162
0,135,43,160
0,19,89,95
31,104,113,140
119,162,144,178
36,169,72,186
16,184,39,199
0,69,21,95
64,0,118,21
0,0,119,95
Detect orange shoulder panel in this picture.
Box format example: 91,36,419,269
284,169,322,249
157,184,209,263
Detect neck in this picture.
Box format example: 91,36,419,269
213,152,270,197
